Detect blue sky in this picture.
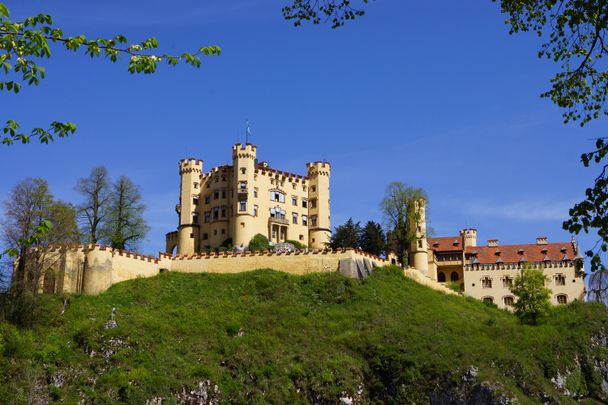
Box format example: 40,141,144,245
1,1,604,258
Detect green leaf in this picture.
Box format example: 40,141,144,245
0,3,9,18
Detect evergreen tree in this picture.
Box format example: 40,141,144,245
100,176,148,250
359,221,386,256
329,218,362,250
510,266,552,325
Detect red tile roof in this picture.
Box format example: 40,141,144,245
464,242,577,265
428,236,463,252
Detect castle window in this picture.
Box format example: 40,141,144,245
503,296,514,306
221,229,225,235
311,185,316,192
292,213,298,224
193,196,199,205
213,207,219,220
502,276,513,288
239,201,246,212
204,196,211,204
202,233,208,240
213,191,219,200
221,190,226,199
204,211,210,223
417,240,422,249
302,215,308,226
194,182,199,189
270,191,285,203
292,196,297,206
310,199,317,209
222,176,226,182
482,277,492,289
239,181,247,190
303,185,307,192
555,274,566,286
311,215,317,226
254,187,258,198
437,272,446,282
556,294,568,305
302,199,308,208
299,234,304,241
221,207,227,218
450,271,459,282
206,183,210,188
241,168,246,175
483,297,494,304
192,213,199,224
214,229,217,235
253,205,258,217
292,183,296,190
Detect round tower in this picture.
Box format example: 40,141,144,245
306,161,331,249
460,228,477,248
232,143,257,248
410,198,429,273
177,158,203,255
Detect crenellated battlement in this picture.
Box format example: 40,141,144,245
179,158,203,174
232,143,256,160
306,161,331,176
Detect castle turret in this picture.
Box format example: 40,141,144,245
460,228,477,248
410,198,429,273
177,158,203,255
232,143,257,248
306,161,331,249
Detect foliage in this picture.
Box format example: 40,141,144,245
0,178,79,295
380,182,427,266
0,2,219,146
283,0,371,28
0,268,606,402
100,176,148,250
75,167,110,244
587,267,608,305
497,1,608,274
248,233,270,251
510,266,552,325
359,220,386,256
286,239,307,250
329,217,361,250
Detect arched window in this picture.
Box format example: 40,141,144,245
503,296,514,307
438,272,446,282
450,271,459,282
483,296,494,304
556,294,568,305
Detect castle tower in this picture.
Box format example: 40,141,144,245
410,198,429,273
460,228,477,248
306,161,331,249
177,158,203,255
232,143,257,248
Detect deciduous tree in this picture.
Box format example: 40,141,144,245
100,176,148,251
510,266,551,325
380,182,427,266
283,0,371,28
75,166,110,244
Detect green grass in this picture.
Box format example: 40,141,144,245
0,266,606,403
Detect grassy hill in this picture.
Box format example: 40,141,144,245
0,266,607,404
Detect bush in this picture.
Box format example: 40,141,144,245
286,240,307,250
249,234,270,251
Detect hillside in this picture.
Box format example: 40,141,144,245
0,267,607,404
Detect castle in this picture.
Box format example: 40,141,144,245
20,142,587,307
165,143,331,255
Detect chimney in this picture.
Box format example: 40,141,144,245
536,236,548,245
487,239,498,247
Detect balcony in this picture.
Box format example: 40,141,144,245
237,188,248,200
269,216,289,226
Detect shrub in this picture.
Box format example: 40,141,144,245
249,234,270,251
286,240,307,250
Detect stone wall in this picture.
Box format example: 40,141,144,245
37,245,453,297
